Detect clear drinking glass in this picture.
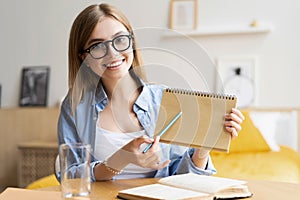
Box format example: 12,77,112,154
59,143,91,198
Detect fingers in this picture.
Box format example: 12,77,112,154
121,135,154,154
132,136,154,150
225,108,244,138
143,154,170,170
225,126,238,139
137,135,154,145
123,135,170,170
225,119,241,132
225,109,244,124
138,150,165,168
148,136,160,152
137,136,170,169
229,108,245,121
156,160,171,170
140,136,161,165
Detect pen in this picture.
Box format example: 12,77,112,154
143,111,182,153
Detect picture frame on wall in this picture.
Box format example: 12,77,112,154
19,66,50,107
215,56,256,108
169,0,198,30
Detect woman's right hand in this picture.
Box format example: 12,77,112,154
94,136,170,181
120,136,170,170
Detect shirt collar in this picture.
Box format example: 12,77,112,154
94,80,108,112
134,82,151,112
93,69,149,112
129,69,150,112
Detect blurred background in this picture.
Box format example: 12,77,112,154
0,0,299,108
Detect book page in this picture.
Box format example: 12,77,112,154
214,185,252,199
118,183,212,200
159,173,247,194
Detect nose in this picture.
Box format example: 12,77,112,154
106,41,119,57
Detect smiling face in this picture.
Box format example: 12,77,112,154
82,17,134,81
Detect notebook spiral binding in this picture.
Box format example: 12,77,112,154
165,88,236,100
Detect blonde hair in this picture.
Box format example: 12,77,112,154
68,3,145,93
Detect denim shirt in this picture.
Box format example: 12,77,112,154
57,73,216,182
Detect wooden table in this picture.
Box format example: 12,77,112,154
41,178,300,199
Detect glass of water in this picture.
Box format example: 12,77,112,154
59,143,91,198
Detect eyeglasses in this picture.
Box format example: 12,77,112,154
82,34,133,59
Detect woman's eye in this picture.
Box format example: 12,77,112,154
93,43,105,50
115,37,125,44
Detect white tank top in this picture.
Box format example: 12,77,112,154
94,126,156,179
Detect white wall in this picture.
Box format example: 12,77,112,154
0,0,299,108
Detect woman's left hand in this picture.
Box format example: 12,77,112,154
192,108,244,169
224,108,245,139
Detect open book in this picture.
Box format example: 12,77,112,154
117,173,252,200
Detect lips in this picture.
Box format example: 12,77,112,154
103,59,124,69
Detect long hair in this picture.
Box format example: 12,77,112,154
68,3,145,95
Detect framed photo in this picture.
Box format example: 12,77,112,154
19,66,50,107
169,0,198,30
215,57,256,108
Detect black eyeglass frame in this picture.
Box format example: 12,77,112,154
82,34,134,59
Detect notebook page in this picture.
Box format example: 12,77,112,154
156,89,236,152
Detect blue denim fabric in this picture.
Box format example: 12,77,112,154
57,72,216,182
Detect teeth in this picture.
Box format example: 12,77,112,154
106,60,123,68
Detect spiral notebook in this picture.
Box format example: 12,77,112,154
155,88,237,152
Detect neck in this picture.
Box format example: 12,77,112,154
102,73,140,101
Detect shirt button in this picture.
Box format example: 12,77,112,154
102,99,107,104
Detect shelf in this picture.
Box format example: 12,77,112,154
163,24,272,37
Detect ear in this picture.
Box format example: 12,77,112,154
78,53,85,62
78,54,91,68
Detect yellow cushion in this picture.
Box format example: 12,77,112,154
26,174,60,189
229,110,271,153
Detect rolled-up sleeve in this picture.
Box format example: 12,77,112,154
155,144,216,178
90,161,101,182
174,149,216,175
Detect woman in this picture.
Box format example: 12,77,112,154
57,3,244,181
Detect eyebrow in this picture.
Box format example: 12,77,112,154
86,31,129,47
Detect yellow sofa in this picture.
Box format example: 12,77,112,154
211,145,300,183
26,174,59,189
211,109,300,183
